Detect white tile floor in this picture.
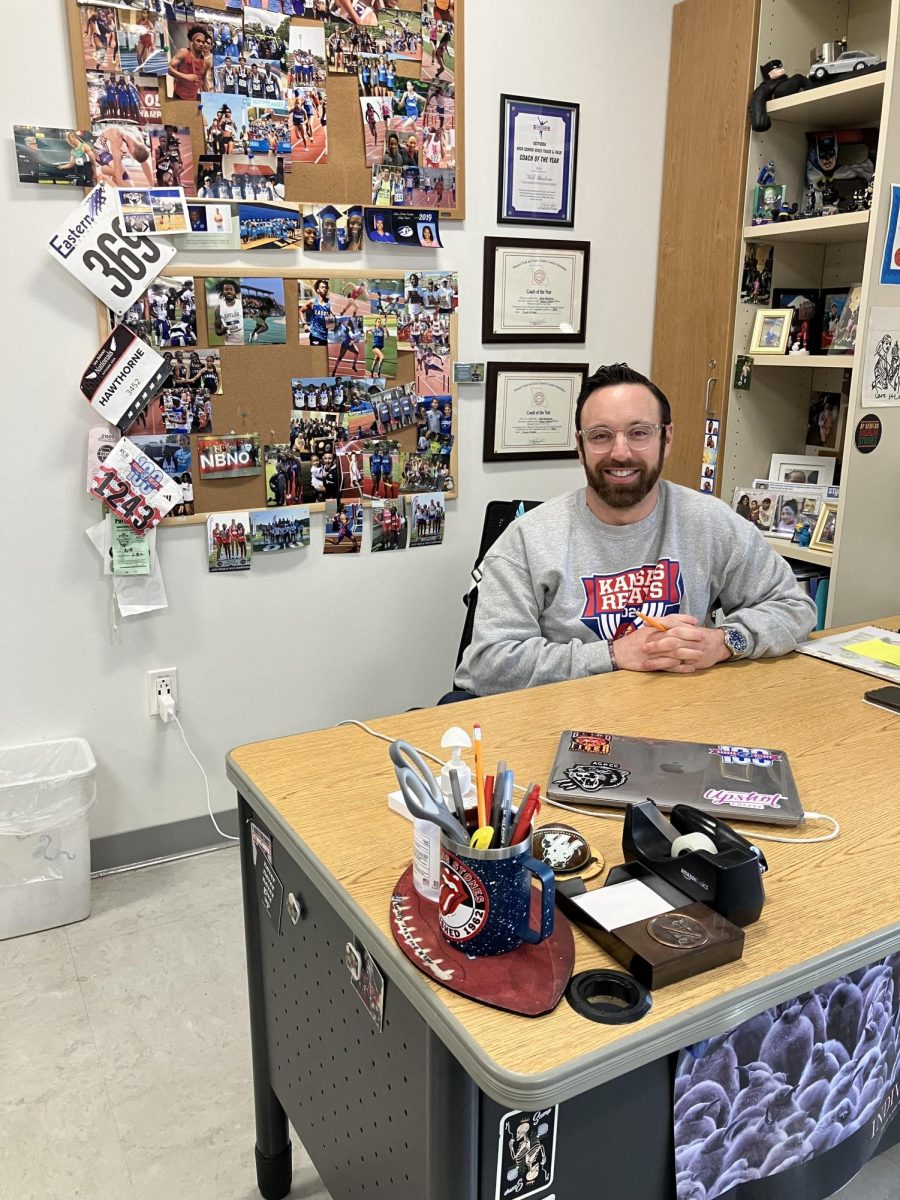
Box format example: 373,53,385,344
1,849,898,1200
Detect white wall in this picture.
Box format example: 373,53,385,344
0,0,674,841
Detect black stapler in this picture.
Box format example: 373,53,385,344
622,800,766,927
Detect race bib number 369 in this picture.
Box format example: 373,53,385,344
89,436,181,535
48,183,175,313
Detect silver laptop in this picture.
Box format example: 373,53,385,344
547,730,804,826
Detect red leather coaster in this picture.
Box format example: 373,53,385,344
389,865,575,1016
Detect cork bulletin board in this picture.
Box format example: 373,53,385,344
64,0,466,219
94,267,458,520
65,0,464,525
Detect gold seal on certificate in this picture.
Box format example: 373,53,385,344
483,363,589,461
483,238,590,344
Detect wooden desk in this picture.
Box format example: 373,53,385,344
227,618,900,1200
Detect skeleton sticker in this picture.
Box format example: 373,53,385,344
551,761,630,792
496,1107,558,1199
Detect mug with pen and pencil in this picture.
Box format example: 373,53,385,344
389,724,555,957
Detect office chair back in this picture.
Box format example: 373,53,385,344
454,499,542,668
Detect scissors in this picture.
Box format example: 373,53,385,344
389,740,468,844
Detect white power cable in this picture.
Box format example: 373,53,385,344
160,699,238,843
341,718,840,843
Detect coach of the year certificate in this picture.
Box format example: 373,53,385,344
500,96,578,224
494,371,580,453
493,246,585,336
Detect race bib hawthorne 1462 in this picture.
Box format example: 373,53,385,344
89,436,181,535
47,182,175,313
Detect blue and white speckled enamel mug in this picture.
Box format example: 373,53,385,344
438,830,555,956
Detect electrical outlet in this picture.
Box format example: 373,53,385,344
148,668,178,718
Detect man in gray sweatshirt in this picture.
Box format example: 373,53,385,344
454,363,816,696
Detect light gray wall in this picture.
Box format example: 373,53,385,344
0,0,675,842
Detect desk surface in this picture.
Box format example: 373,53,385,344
227,619,900,1109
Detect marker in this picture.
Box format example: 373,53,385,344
473,724,487,828
448,767,466,826
510,783,541,847
639,611,669,633
498,770,514,847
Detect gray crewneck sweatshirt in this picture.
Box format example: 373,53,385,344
454,481,817,695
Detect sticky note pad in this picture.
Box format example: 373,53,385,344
846,639,900,668
573,878,674,931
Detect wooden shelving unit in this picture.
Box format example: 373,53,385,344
751,354,855,369
766,72,885,126
720,0,900,628
764,537,833,568
743,211,870,244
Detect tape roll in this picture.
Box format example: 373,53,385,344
670,831,717,858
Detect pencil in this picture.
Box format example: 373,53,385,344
473,724,487,829
639,611,669,633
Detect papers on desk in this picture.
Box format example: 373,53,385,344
796,625,900,684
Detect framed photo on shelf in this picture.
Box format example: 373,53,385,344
819,287,851,351
483,361,588,462
740,243,774,305
749,308,793,355
811,502,838,552
481,237,590,344
753,183,786,221
498,94,579,226
805,391,845,451
768,452,836,486
828,284,862,354
773,288,820,354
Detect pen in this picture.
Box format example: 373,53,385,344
499,770,514,847
510,783,541,847
448,768,466,826
484,774,497,839
639,611,669,633
473,724,487,829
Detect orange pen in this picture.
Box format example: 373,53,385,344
639,612,669,633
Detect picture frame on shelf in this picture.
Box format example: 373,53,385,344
739,243,774,305
805,391,845,451
749,308,792,355
819,288,851,352
752,183,785,221
481,236,590,344
810,503,838,553
497,94,580,227
483,361,588,462
768,453,836,487
827,284,862,355
773,288,820,355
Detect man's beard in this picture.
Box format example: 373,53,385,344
583,441,666,510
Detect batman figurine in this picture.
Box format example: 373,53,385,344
748,59,810,132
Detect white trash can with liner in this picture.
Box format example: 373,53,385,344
0,739,96,940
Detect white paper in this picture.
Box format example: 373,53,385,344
47,183,175,313
84,520,168,615
860,306,900,407
572,878,674,931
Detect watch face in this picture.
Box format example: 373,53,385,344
725,628,749,656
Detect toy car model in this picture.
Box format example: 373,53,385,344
809,50,882,80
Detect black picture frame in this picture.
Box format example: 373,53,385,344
481,236,590,344
483,361,588,462
498,94,580,227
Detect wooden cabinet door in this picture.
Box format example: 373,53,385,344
651,0,759,491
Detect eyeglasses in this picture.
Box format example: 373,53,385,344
578,422,668,449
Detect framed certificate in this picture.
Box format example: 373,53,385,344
483,362,589,462
482,236,590,343
498,95,580,226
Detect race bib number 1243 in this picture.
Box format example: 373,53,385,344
47,183,175,313
89,436,181,534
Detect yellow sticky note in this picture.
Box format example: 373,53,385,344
847,639,900,668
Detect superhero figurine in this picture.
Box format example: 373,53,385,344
748,59,811,133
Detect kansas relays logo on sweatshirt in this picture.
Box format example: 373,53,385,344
580,559,683,640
